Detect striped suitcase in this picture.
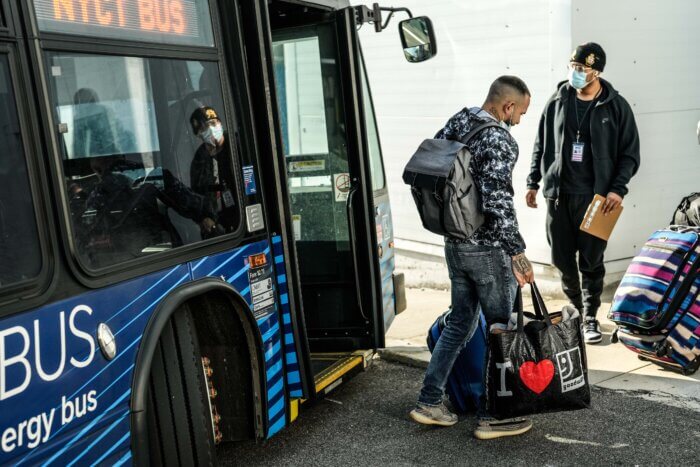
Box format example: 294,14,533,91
426,309,487,412
609,226,700,374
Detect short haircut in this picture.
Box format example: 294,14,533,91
486,75,530,103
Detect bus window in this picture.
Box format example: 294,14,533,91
47,52,240,270
0,55,41,288
359,57,385,191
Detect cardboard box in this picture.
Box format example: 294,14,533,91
579,194,623,241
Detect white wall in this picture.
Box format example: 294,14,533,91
357,0,700,270
572,0,700,264
356,0,572,263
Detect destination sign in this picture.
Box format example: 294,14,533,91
34,0,214,47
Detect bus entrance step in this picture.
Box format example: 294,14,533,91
311,350,373,396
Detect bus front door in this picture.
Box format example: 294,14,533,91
270,2,400,371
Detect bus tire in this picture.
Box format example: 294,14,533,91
146,306,216,466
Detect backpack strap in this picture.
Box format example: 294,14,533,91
459,121,502,146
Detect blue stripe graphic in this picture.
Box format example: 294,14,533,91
66,410,129,466
113,450,132,467
267,360,283,381
115,273,190,336
285,352,297,364
91,431,130,466
268,378,284,400
191,256,209,271
43,389,131,466
268,416,286,437
262,322,280,343
205,246,251,277
265,341,282,361
106,266,180,324
268,397,285,419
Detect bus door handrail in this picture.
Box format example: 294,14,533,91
346,181,370,323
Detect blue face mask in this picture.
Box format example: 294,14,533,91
568,68,589,90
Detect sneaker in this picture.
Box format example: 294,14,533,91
409,402,458,427
584,319,603,344
474,418,533,440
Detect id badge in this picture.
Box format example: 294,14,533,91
571,142,584,162
222,189,235,208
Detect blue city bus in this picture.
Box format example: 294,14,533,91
0,0,435,464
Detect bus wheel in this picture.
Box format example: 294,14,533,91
146,306,217,466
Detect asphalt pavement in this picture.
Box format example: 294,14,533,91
221,359,699,466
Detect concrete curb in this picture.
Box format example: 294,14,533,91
378,347,429,369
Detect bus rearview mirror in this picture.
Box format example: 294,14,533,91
398,16,437,63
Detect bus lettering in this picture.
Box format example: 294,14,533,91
0,305,96,401
53,0,76,21
115,0,126,26
154,0,170,33
33,312,66,382
94,0,113,26
49,0,187,35
0,326,31,401
61,390,98,424
77,0,90,22
170,0,184,33
138,0,155,30
68,305,95,369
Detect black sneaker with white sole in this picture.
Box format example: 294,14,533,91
584,319,603,344
474,418,533,440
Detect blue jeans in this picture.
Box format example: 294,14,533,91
418,242,518,418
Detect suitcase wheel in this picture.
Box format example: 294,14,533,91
611,328,619,344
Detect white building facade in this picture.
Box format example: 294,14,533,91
356,0,700,280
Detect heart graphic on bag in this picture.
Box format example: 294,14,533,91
519,360,555,394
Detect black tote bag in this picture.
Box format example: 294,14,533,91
486,284,591,419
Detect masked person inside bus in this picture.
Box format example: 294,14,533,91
190,106,238,235
526,43,640,344
410,76,535,440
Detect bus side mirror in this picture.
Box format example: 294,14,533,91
398,16,437,63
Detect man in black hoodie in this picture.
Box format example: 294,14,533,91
526,42,640,344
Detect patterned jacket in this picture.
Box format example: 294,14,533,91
435,107,526,256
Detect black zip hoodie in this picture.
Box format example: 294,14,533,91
527,79,640,199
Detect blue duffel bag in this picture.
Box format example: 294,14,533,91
426,309,487,413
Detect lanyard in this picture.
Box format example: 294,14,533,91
573,88,602,142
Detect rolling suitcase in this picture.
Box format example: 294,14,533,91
609,226,700,374
426,309,487,412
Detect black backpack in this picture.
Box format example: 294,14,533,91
402,122,499,240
